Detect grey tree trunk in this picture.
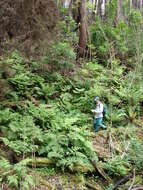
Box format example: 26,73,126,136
115,0,122,25
130,0,132,13
69,0,73,17
101,0,106,20
139,0,143,10
130,0,143,11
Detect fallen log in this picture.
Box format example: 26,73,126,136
85,181,104,190
27,157,95,173
27,157,113,176
28,157,54,166
71,163,94,173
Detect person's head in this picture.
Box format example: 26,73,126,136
94,96,100,104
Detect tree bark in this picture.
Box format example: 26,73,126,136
132,0,139,8
94,0,99,15
78,0,88,58
139,0,143,10
114,0,122,25
130,0,143,10
101,0,106,21
69,0,73,16
130,0,132,13
27,157,95,173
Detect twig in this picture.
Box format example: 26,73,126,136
121,141,130,159
111,174,132,190
109,133,114,158
128,169,136,190
89,159,112,183
132,186,143,190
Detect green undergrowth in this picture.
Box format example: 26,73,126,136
0,50,143,189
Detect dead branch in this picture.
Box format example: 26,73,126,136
132,186,143,190
128,169,136,190
89,159,112,183
121,141,130,159
111,174,132,190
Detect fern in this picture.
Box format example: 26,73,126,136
0,158,34,190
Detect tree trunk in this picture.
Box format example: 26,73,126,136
132,0,138,8
130,0,132,13
69,0,73,16
114,0,122,25
94,0,99,15
131,0,143,10
139,0,143,10
101,0,106,21
78,0,88,58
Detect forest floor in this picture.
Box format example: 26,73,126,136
0,126,143,190
26,127,143,190
36,124,143,189
34,126,143,190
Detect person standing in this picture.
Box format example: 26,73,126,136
91,97,107,132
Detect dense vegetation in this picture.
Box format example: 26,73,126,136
0,0,143,190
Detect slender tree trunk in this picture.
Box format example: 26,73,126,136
98,0,102,18
64,0,71,8
131,0,143,10
139,0,143,10
69,0,73,17
95,0,99,14
130,0,132,13
78,0,88,58
114,0,122,25
101,0,106,21
132,0,138,8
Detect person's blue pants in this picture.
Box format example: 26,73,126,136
94,117,106,132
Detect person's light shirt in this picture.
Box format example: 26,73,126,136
93,102,103,118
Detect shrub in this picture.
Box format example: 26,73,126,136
42,42,76,71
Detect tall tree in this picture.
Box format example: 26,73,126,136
78,0,89,57
94,0,99,15
132,0,138,8
101,0,106,20
130,0,143,12
130,0,133,13
139,0,143,10
115,0,122,25
69,0,73,16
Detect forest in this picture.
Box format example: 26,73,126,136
0,0,143,189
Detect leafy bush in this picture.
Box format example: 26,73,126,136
42,42,76,71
